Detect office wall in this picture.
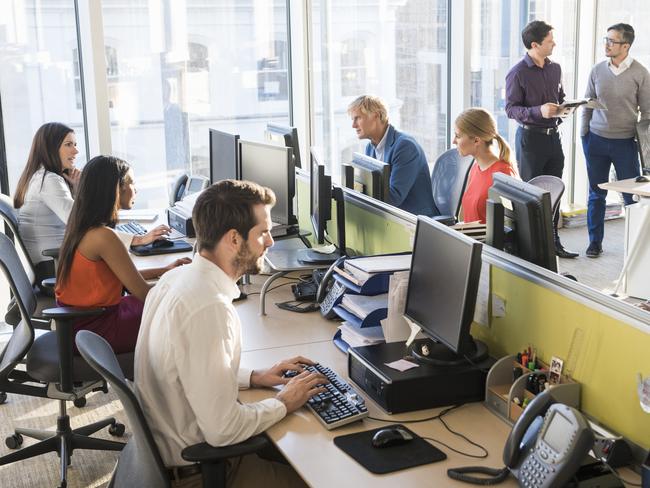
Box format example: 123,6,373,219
296,178,650,449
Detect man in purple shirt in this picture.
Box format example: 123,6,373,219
506,20,578,259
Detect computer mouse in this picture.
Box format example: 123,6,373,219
635,175,649,183
151,238,174,249
371,427,414,448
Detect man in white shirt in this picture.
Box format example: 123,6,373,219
135,179,325,487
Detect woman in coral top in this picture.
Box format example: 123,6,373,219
56,155,190,353
454,108,518,224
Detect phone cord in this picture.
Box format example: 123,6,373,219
446,466,510,485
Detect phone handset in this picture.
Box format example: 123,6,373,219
317,256,347,320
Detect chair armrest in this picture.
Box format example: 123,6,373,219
181,435,269,463
42,306,105,320
42,248,60,259
41,278,56,290
431,215,455,226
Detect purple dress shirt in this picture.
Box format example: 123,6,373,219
505,54,565,128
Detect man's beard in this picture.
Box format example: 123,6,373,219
233,240,263,276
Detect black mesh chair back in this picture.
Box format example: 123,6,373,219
75,330,170,488
0,194,36,283
528,175,565,218
0,233,37,322
637,119,650,174
430,148,474,221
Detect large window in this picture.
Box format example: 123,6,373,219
310,0,448,181
468,0,577,173
0,1,87,193
101,0,291,208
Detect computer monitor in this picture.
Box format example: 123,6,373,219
343,153,391,202
209,129,240,183
309,148,332,245
486,173,557,273
297,148,346,264
404,216,487,366
239,139,296,226
265,123,302,169
636,119,650,175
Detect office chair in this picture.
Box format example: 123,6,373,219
0,194,57,328
636,119,650,175
75,330,270,488
528,175,565,222
430,148,474,225
0,233,133,488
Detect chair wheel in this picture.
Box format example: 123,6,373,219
109,423,125,437
73,397,87,408
0,391,7,404
5,433,23,449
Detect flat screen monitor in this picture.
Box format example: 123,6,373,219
344,153,391,202
240,140,295,225
486,173,557,273
636,119,650,175
265,123,302,169
209,129,240,183
309,147,332,245
404,216,485,364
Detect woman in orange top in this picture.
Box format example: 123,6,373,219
56,155,190,353
454,108,517,224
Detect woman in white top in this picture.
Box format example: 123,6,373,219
14,122,169,289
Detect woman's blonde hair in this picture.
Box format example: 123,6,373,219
455,108,515,168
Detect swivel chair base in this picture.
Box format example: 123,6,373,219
0,399,125,488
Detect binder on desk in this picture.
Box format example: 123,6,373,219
333,304,387,329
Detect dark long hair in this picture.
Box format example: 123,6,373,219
14,122,74,208
57,155,130,285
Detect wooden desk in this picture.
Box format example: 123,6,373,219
239,341,517,487
599,177,650,197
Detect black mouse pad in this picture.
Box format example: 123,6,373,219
129,239,193,256
333,424,446,474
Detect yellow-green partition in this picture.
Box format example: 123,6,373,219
472,268,650,449
296,177,650,449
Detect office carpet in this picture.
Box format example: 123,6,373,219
0,387,125,487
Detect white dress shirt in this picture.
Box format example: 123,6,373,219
373,125,390,162
134,255,286,467
608,55,633,76
18,168,74,265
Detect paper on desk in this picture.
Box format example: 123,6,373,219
385,359,419,372
383,271,419,343
340,293,388,319
338,323,384,347
473,260,490,327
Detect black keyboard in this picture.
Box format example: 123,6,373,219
304,363,368,430
116,221,147,235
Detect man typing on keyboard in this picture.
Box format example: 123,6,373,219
135,180,326,488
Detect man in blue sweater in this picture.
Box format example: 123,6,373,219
348,95,435,216
581,23,650,257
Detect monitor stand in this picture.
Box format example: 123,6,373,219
298,187,346,265
408,337,488,367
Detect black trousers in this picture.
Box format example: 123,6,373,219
515,126,564,233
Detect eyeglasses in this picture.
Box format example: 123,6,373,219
603,37,627,46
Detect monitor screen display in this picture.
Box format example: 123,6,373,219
404,216,482,354
209,129,239,183
349,152,391,202
240,140,292,225
265,123,301,169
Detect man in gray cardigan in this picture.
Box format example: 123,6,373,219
581,23,650,257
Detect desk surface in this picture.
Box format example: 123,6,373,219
599,177,650,197
239,341,517,487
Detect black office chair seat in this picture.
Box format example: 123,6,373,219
26,331,134,383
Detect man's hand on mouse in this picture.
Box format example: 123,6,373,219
275,371,328,413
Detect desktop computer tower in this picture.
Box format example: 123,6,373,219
348,342,494,414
